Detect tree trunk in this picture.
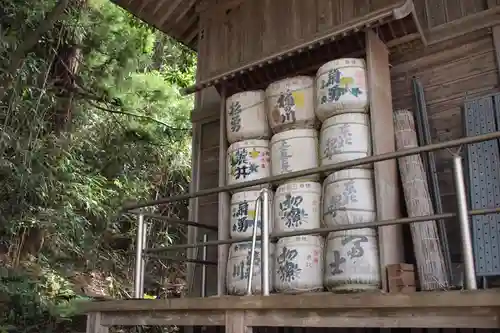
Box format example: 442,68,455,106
50,42,82,133
49,0,87,134
0,0,70,100
16,0,87,263
151,32,167,71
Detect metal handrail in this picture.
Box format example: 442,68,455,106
127,132,500,297
132,214,212,298
143,206,500,252
123,131,500,210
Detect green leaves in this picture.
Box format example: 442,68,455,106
1,0,195,330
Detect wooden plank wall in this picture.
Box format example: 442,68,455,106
198,0,498,81
413,0,487,29
390,28,500,262
198,0,402,80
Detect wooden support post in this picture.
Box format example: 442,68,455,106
86,313,108,333
186,121,201,296
217,86,230,296
366,29,405,292
225,311,251,333
487,1,500,82
187,34,205,298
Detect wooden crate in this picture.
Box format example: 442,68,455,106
387,263,416,293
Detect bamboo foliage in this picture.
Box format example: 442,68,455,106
393,109,449,290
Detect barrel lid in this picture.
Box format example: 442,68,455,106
231,189,273,200
277,234,324,245
228,139,270,151
317,58,366,77
276,181,322,192
322,112,370,128
325,168,374,182
270,128,318,143
227,90,265,104
265,76,314,95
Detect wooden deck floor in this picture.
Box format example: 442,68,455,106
83,290,500,331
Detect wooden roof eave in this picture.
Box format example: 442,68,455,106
111,0,199,50
181,0,425,96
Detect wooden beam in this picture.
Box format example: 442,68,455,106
152,0,169,17
184,22,200,46
86,313,108,333
175,10,199,41
80,290,500,312
426,5,500,45
244,308,499,328
366,29,405,291
157,0,185,27
197,0,245,15
136,0,153,15
100,311,225,326
175,0,198,24
84,303,500,328
226,311,251,333
488,0,500,83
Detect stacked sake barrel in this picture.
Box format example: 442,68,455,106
316,58,381,291
225,91,274,295
265,77,324,294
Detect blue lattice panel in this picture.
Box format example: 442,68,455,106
464,95,500,277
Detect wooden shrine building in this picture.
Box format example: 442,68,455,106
83,0,500,332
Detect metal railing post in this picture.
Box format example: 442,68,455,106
246,195,262,295
201,234,208,298
134,213,145,298
261,189,270,296
139,217,148,295
452,154,478,290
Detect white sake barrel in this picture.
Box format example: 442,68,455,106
265,76,317,133
274,182,321,232
226,241,275,295
324,228,381,291
274,235,324,293
322,169,376,227
320,113,371,170
226,90,270,143
230,190,274,239
270,129,319,182
315,58,369,121
227,140,270,191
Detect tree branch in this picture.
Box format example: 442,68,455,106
85,100,190,131
0,0,70,100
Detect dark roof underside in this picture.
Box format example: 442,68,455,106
111,0,199,50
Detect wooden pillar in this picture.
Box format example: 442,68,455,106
217,86,230,296
365,29,405,291
225,311,251,333
187,28,205,297
487,1,500,82
186,120,202,296
86,313,108,333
